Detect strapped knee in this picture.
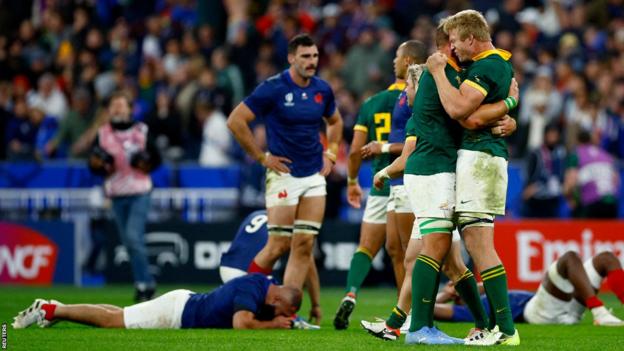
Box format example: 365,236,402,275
458,213,494,232
293,220,322,235
583,258,604,290
548,260,574,294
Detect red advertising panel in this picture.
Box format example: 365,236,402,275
0,223,59,285
495,221,624,290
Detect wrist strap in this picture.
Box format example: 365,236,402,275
324,150,337,163
503,96,518,111
347,176,358,185
381,143,391,154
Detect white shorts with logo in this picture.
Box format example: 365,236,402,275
404,172,456,218
388,185,412,213
124,289,193,329
265,171,326,208
455,149,508,215
523,286,582,325
362,195,389,224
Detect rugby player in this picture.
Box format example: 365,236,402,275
434,251,624,327
227,34,343,291
362,19,518,345
333,40,427,330
219,210,321,328
426,9,521,344
12,274,301,330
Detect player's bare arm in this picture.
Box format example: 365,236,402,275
321,110,343,176
427,52,485,120
460,78,519,131
232,310,292,329
227,102,292,173
373,137,416,190
305,257,322,324
346,130,367,208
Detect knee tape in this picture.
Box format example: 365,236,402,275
417,217,454,236
458,213,494,231
293,220,322,235
548,260,575,294
583,258,604,290
268,225,294,237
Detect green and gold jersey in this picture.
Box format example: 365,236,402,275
404,61,463,176
461,49,514,159
353,82,404,196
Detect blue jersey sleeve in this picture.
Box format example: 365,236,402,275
323,85,337,118
244,81,274,117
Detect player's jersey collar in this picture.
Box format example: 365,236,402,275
447,58,461,72
387,81,406,91
472,48,512,62
283,69,313,88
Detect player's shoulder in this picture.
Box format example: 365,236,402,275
310,76,333,92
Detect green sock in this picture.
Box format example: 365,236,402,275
409,254,441,332
345,249,373,295
385,306,407,330
454,270,489,329
481,265,515,335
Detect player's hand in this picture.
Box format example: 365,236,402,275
309,305,322,325
347,183,363,208
491,115,516,137
373,174,386,190
262,154,292,174
273,315,293,329
426,52,447,73
320,154,334,176
508,78,519,102
360,141,382,160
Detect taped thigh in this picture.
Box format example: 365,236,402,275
457,212,495,231
583,258,604,290
268,224,294,237
417,217,454,236
548,260,574,294
293,220,322,235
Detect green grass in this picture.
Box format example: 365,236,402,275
1,285,623,350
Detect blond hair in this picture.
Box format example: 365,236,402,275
435,17,450,48
443,10,491,42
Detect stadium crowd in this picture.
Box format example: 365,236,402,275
0,0,622,218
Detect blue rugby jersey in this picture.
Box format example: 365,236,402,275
181,274,272,329
451,290,534,323
243,70,336,177
387,90,412,186
220,210,268,272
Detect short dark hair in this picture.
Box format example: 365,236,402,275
577,129,592,144
401,40,428,63
288,34,316,54
282,286,302,311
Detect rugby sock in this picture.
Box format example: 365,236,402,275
481,265,515,335
248,260,272,275
454,269,489,329
607,269,624,303
585,296,604,309
385,305,407,330
345,248,373,296
41,304,57,320
409,255,441,332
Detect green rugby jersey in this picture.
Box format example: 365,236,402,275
404,60,463,176
461,49,514,159
353,82,404,196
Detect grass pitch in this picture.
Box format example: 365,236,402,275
1,285,623,350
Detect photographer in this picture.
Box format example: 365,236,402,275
88,91,161,302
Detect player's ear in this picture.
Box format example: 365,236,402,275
287,53,295,65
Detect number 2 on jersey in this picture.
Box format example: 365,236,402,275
374,113,391,142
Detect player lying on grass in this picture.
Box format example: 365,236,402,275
219,210,320,329
433,251,624,326
12,274,302,330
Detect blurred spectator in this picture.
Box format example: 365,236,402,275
238,124,268,216
341,25,391,97
6,99,36,160
26,73,68,120
145,90,184,161
211,47,245,106
44,88,95,159
196,99,232,167
518,66,563,153
522,124,566,218
563,130,620,218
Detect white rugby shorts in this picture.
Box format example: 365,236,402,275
123,289,193,329
265,171,326,208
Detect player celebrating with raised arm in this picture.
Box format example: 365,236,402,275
13,274,301,330
425,10,520,345
333,40,427,330
227,34,343,291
